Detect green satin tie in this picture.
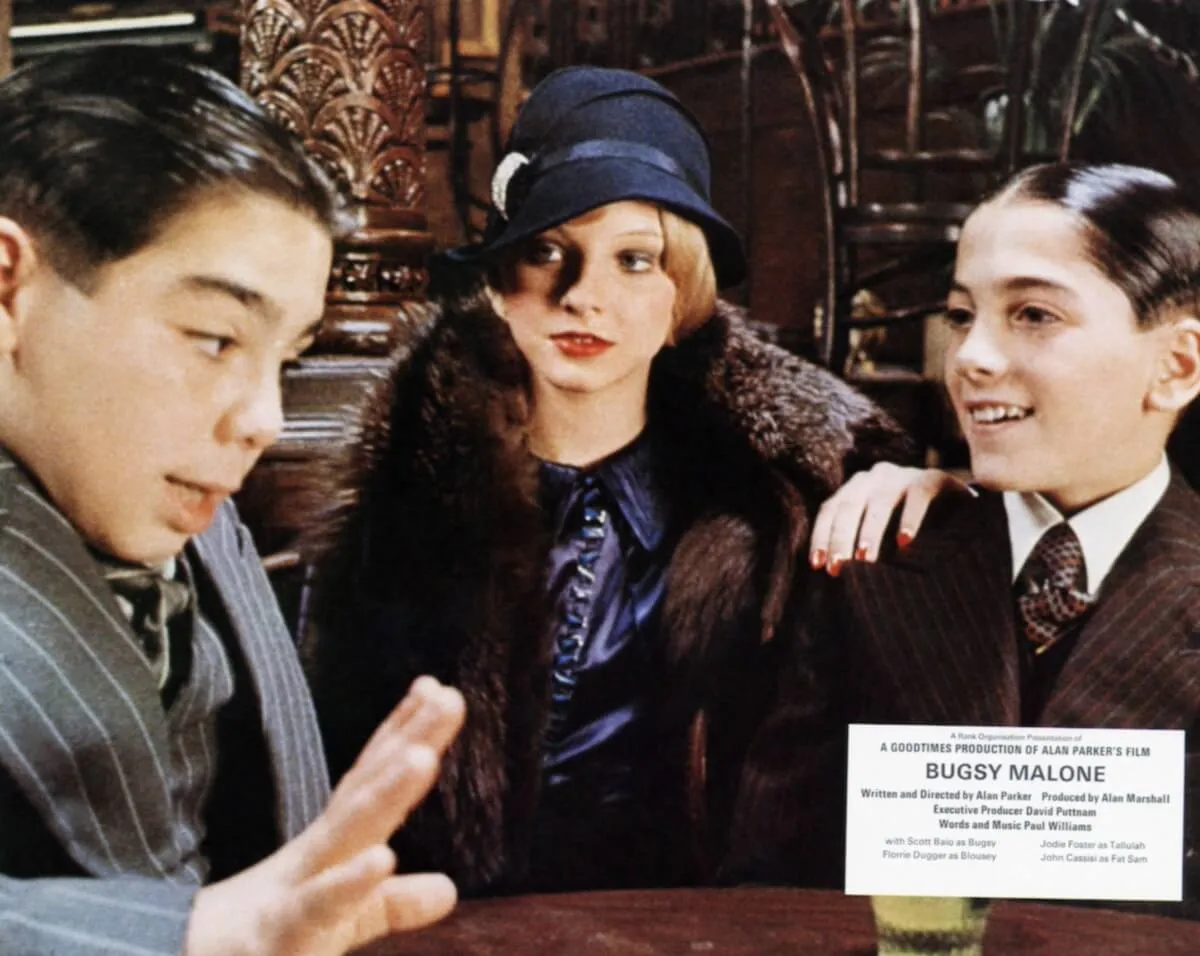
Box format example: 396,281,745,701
98,555,194,702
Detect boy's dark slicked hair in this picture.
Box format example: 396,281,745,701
996,162,1200,328
0,46,348,288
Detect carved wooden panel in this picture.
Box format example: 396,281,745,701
237,0,436,572
240,0,434,353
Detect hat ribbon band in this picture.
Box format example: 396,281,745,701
503,138,703,219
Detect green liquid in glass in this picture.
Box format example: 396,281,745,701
870,896,991,956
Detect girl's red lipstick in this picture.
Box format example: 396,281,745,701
551,333,613,358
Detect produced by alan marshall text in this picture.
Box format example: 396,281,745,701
844,724,1184,901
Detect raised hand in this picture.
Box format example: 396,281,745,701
185,676,466,956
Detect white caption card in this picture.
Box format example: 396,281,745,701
845,724,1184,901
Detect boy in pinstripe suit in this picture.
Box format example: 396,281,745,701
0,48,464,955
730,163,1200,913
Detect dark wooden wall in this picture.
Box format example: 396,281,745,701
652,47,823,347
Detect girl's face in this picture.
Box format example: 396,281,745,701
944,197,1176,514
496,200,677,405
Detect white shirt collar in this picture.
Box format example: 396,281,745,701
1003,455,1170,596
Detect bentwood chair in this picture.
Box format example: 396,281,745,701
765,0,1110,375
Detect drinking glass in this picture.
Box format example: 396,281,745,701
870,896,991,956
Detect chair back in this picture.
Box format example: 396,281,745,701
765,0,1111,371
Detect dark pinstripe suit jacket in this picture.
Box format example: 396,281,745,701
0,448,330,954
729,473,1200,913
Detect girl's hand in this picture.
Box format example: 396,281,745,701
809,464,969,575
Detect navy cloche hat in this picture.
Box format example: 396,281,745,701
451,66,746,289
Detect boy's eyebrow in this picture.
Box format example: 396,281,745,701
183,274,325,342
950,276,1074,296
999,276,1074,295
184,274,274,319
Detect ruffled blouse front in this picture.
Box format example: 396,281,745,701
530,431,675,889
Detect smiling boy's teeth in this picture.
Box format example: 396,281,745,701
971,405,1030,424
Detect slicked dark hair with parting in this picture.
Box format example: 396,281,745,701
990,162,1200,329
0,45,350,291
987,162,1200,478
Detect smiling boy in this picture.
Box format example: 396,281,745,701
728,163,1200,914
0,49,463,955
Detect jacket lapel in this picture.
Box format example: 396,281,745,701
0,449,193,879
1043,474,1200,730
190,503,330,839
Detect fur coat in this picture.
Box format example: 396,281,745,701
304,290,910,895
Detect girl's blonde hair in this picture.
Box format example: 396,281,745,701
659,208,717,341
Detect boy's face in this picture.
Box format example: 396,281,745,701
0,190,332,563
944,198,1176,514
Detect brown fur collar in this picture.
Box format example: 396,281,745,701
303,293,909,892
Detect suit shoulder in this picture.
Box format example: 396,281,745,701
921,487,1002,539
843,487,1002,583
0,464,84,575
1154,475,1200,542
1131,476,1200,583
0,456,29,549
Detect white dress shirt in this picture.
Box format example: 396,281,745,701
1003,455,1170,596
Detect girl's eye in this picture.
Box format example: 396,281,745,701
943,306,974,329
618,250,658,273
1014,304,1060,327
525,240,562,265
189,332,237,358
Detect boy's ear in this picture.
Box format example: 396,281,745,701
0,218,40,356
1147,315,1200,414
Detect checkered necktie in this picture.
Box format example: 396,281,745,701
1016,523,1093,654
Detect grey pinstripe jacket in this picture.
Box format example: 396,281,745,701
0,447,331,954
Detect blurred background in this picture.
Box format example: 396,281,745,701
8,1,1200,610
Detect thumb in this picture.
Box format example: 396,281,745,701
372,873,458,935
346,873,459,949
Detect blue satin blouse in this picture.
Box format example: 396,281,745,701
530,431,675,889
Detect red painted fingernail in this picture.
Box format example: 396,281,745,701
810,548,827,569
855,546,869,561
897,530,914,549
829,556,844,576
